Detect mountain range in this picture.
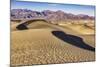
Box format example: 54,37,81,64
11,9,95,23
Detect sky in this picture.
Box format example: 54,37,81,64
11,0,95,16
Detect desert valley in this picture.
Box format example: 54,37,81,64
11,9,95,66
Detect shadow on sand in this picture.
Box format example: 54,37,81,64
52,31,95,52
16,24,28,30
16,19,49,30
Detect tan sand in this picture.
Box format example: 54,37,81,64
11,20,95,66
58,23,95,34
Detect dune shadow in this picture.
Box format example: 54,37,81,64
16,24,28,30
16,19,49,30
52,31,95,52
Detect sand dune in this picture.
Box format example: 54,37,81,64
58,23,95,34
11,20,95,66
11,20,58,31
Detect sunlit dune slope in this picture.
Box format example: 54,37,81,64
58,23,95,34
11,29,95,66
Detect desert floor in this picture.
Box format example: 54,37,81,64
11,20,95,66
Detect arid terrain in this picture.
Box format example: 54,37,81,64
11,19,95,66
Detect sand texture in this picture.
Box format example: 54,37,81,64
11,20,95,66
